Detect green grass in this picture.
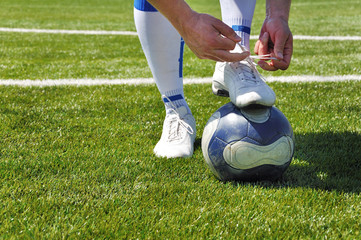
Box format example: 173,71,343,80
1,0,360,35
0,0,134,31
0,0,361,239
0,0,360,80
0,83,360,238
1,34,360,79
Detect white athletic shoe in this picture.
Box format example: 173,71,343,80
212,57,276,108
154,99,196,158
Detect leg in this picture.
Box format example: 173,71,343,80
219,0,256,51
134,0,196,158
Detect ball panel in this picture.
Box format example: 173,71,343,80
210,162,292,182
240,107,270,123
215,112,249,143
208,137,229,167
223,136,294,169
245,107,292,145
234,162,292,182
201,111,222,179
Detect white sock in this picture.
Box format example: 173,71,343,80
219,0,256,51
134,2,191,114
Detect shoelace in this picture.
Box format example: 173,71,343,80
163,95,194,142
232,61,256,82
235,43,269,83
250,54,277,61
231,57,262,83
237,42,278,61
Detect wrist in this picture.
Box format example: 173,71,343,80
174,8,198,37
266,0,291,22
147,0,195,35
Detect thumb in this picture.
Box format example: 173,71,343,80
273,34,288,60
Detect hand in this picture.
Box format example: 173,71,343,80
146,0,249,62
180,12,250,62
254,17,293,71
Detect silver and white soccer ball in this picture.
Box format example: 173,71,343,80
202,102,295,182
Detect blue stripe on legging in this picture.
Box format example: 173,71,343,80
179,38,184,78
232,25,251,34
163,94,183,103
134,0,157,12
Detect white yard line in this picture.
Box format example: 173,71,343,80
0,27,138,36
0,75,360,86
0,27,360,41
0,28,359,86
291,35,361,41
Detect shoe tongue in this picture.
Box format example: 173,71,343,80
239,58,252,66
237,60,256,80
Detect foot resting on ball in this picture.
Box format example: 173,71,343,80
212,45,276,108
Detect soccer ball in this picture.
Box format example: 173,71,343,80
201,103,295,182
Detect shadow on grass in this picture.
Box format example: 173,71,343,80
194,131,361,193
194,138,202,151
283,131,361,193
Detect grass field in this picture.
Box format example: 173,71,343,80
0,0,361,239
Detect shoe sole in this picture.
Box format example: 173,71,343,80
212,81,275,108
212,82,229,97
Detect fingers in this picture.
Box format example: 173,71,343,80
191,16,249,62
195,46,250,62
212,19,241,43
191,34,249,62
254,40,260,55
257,60,279,71
273,32,289,60
254,32,269,57
280,33,293,69
255,32,277,71
257,55,290,71
262,33,293,71
212,50,250,62
212,33,239,52
181,13,251,62
193,45,250,62
255,31,293,71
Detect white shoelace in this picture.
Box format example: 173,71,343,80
163,95,194,142
237,42,278,61
234,43,269,83
249,54,278,61
232,58,263,84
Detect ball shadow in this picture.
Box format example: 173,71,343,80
282,131,361,193
238,131,361,193
195,131,361,193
